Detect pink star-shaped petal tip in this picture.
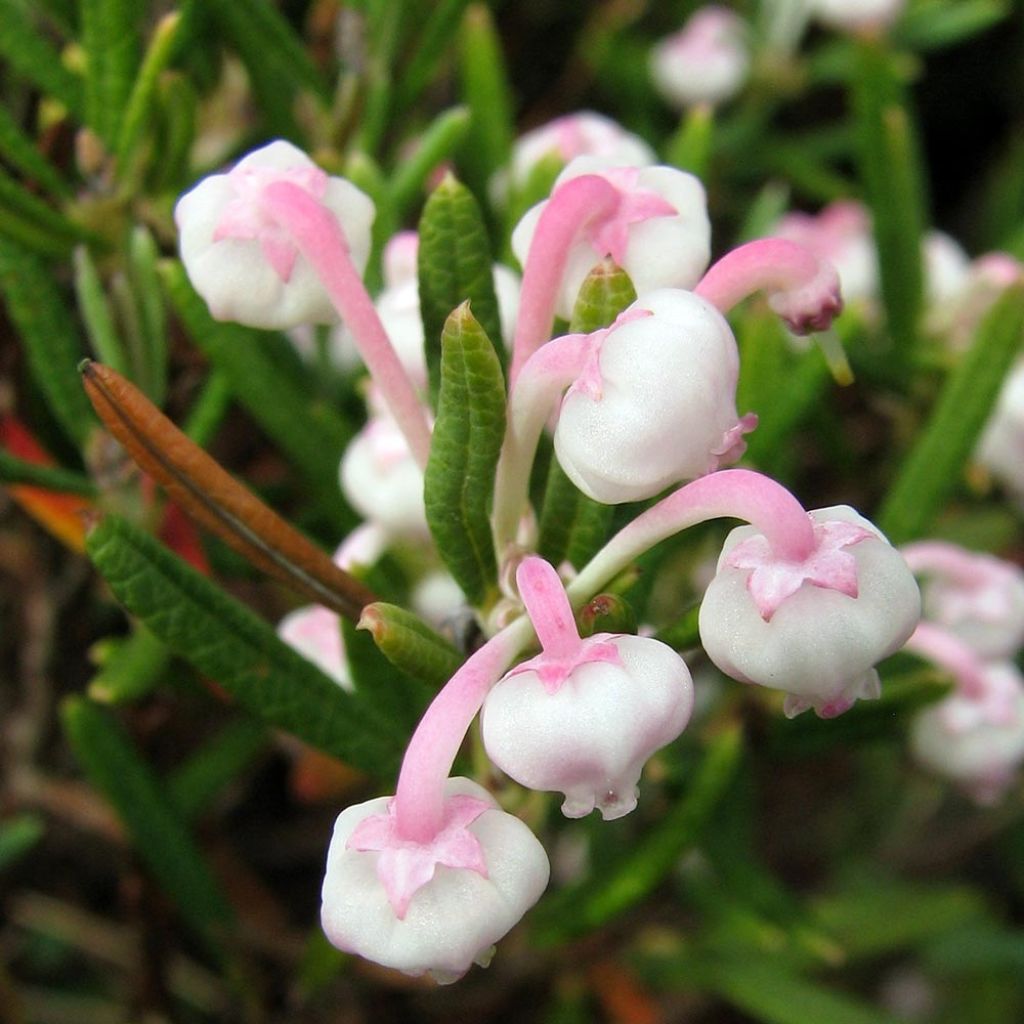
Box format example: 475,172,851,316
346,794,491,918
507,634,623,695
726,519,874,621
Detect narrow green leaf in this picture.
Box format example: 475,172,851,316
852,41,926,367
0,104,71,197
394,0,472,110
458,4,514,197
115,11,185,170
341,617,433,734
80,0,142,143
654,603,701,651
896,0,1009,52
418,175,503,403
533,724,742,945
423,303,506,605
167,718,268,821
161,259,353,521
0,237,93,447
73,245,129,375
389,107,472,223
354,1,405,157
85,515,403,775
87,624,170,704
358,601,464,690
665,105,714,179
698,957,903,1024
61,696,233,938
0,168,95,252
127,226,167,406
878,282,1024,543
0,450,96,496
0,814,45,871
205,0,327,138
182,370,232,449
151,72,197,194
0,0,84,117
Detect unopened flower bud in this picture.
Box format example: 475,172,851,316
321,777,549,982
650,5,750,109
175,140,375,329
699,506,920,718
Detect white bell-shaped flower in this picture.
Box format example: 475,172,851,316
554,289,753,504
175,140,375,330
511,156,711,321
977,359,1024,500
911,661,1024,804
481,557,694,819
320,776,549,983
699,506,920,718
811,0,905,32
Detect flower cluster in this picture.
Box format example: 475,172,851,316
175,132,923,983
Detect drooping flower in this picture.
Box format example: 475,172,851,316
699,506,921,718
976,358,1024,501
481,558,694,819
551,290,754,504
320,776,549,983
650,5,751,109
175,140,375,329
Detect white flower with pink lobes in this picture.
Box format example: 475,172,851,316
175,140,375,329
321,776,549,983
481,558,694,819
699,506,920,717
511,156,711,322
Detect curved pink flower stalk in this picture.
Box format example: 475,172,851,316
493,331,596,559
260,181,433,468
903,621,990,700
509,175,623,384
567,468,817,604
387,616,535,844
695,237,843,334
902,541,1010,587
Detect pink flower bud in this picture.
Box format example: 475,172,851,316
699,506,920,718
902,541,1024,661
511,157,711,321
482,633,694,819
175,140,375,329
911,661,1024,804
554,289,754,503
650,6,750,109
320,776,549,983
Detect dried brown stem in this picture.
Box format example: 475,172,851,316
80,361,376,622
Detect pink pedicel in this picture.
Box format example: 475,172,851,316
322,777,549,983
482,558,694,819
509,158,711,381
695,237,844,334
